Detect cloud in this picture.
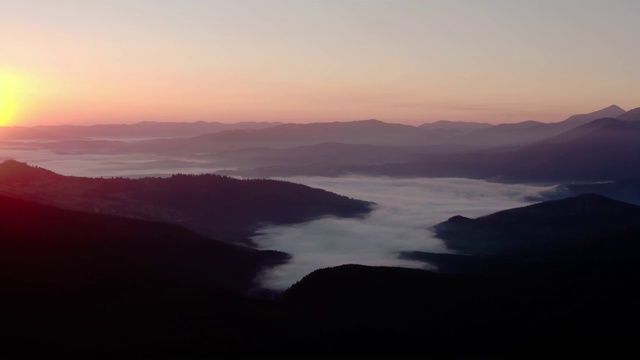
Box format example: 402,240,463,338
253,176,553,290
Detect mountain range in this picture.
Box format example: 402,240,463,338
4,104,640,185
5,186,640,357
237,114,640,182
0,160,373,244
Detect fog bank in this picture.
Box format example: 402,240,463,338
254,176,552,290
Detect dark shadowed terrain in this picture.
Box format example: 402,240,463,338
0,160,373,244
3,105,640,358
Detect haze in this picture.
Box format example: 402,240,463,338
2,0,640,126
254,176,551,290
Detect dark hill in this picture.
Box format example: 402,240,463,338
0,160,373,245
433,194,640,255
537,177,640,205
0,193,295,357
0,194,283,295
281,262,640,357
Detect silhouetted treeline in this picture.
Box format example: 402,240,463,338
0,160,373,245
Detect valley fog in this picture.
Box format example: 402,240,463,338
0,150,552,290
253,176,552,290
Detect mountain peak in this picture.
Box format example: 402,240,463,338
563,105,626,125
602,104,625,112
617,106,640,122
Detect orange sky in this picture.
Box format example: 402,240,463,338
1,0,639,127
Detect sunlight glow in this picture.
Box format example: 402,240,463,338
0,70,34,126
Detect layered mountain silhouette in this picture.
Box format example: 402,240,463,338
129,119,446,155
0,121,282,140
617,106,640,121
454,104,627,146
432,193,640,256
4,105,638,184
0,160,373,244
256,116,640,182
537,177,640,205
417,120,493,136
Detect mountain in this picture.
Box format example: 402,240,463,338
0,160,373,244
213,142,479,174
455,105,628,146
0,192,297,357
279,116,640,182
417,120,493,136
0,121,282,140
432,194,640,255
497,117,640,181
0,193,284,294
617,106,640,121
536,177,640,205
121,119,446,155
562,104,626,124
282,262,640,357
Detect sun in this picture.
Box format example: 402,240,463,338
0,70,33,126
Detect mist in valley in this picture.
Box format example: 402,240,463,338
252,176,552,289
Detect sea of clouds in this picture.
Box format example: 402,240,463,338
253,176,553,290
0,149,553,291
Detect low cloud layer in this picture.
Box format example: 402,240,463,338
253,176,553,290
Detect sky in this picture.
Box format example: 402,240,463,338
1,0,639,126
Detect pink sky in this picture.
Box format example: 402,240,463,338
1,0,639,126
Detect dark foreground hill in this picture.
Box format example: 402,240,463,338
0,194,284,294
281,261,640,358
0,160,373,244
536,177,640,205
4,190,640,357
432,194,640,255
0,193,290,356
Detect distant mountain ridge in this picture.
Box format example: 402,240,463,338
535,177,640,205
252,115,640,182
617,106,640,121
563,104,626,124
455,104,628,146
0,121,282,140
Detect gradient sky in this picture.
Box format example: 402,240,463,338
1,0,639,126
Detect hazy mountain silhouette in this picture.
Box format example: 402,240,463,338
214,142,479,174
127,119,446,155
562,104,625,124
264,116,640,182
536,177,640,205
617,106,640,121
417,120,493,136
455,105,627,146
432,194,640,255
0,160,373,244
0,121,282,140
